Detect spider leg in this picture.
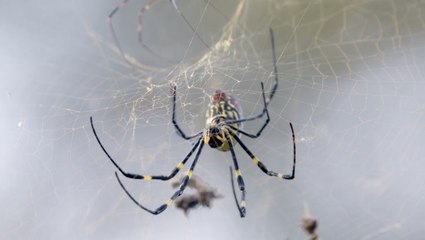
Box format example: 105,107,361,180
115,140,205,215
171,84,203,140
225,27,279,125
90,116,202,181
268,28,279,104
233,124,296,180
229,166,243,217
229,142,247,217
227,82,270,138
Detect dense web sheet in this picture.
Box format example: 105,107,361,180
2,0,425,239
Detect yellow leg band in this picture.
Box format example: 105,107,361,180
177,162,184,170
252,157,259,164
204,134,210,144
235,169,241,176
144,176,152,180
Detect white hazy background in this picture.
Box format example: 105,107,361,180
2,0,425,239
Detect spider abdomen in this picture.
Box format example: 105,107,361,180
204,91,241,152
206,90,241,124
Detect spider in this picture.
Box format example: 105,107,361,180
90,28,296,217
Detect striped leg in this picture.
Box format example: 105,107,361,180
115,140,205,215
90,116,201,181
229,142,247,217
233,127,296,180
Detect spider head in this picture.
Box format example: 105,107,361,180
204,117,227,148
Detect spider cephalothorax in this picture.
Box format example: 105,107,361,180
204,116,234,150
90,29,296,217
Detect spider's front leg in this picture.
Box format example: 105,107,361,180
171,84,203,140
115,140,206,215
90,116,201,181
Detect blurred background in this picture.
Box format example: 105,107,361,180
2,0,425,239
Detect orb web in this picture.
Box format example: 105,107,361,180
3,0,425,239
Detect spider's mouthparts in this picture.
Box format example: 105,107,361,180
211,127,220,134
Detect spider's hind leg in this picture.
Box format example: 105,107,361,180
233,123,296,180
229,142,247,217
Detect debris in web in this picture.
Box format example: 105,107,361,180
300,202,319,240
171,174,223,216
301,215,318,240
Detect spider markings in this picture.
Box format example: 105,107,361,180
90,28,297,217
204,90,241,151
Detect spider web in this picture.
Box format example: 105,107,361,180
2,0,425,239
